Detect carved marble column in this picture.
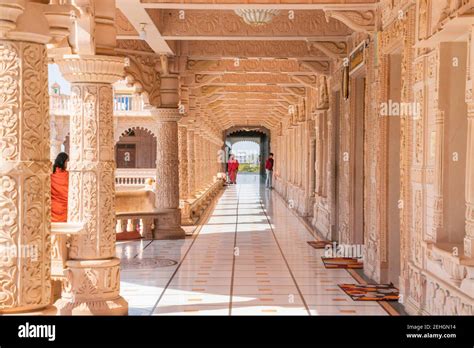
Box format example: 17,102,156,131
205,137,211,186
464,26,474,257
178,124,193,225
178,125,189,200
151,108,185,239
466,100,474,257
187,127,196,198
54,55,128,315
0,39,52,314
194,131,203,193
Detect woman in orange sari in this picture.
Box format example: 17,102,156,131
227,154,239,184
51,152,69,222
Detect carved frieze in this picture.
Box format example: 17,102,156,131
149,9,352,37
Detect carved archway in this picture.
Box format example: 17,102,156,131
115,127,157,168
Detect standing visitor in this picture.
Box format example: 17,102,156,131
51,152,69,222
227,154,239,184
265,153,274,189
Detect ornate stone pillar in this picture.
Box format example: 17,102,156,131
54,55,128,315
178,125,189,200
0,0,75,314
194,131,203,193
187,126,196,198
466,100,474,257
205,137,211,186
465,26,474,257
0,38,52,314
151,108,185,238
179,124,193,225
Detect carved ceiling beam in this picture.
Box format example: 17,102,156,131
183,40,333,60
186,58,316,74
288,74,318,89
117,0,173,54
193,74,222,88
323,9,376,33
283,87,307,97
141,2,378,10
147,9,353,38
299,60,330,75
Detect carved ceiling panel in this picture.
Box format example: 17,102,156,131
147,9,352,37
115,1,379,131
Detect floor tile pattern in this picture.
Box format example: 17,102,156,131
118,174,388,316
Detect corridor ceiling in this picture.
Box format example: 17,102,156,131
116,0,378,133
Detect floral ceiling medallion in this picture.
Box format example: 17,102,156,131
234,9,280,26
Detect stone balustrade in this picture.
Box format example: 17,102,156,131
116,190,166,240
115,168,156,189
184,178,223,224
49,93,144,116
115,214,156,240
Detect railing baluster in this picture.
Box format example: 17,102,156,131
126,218,134,232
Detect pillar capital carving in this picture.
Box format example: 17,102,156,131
55,54,125,84
148,107,183,123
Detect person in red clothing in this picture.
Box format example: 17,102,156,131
51,152,69,222
227,154,239,184
265,153,274,189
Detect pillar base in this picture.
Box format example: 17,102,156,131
154,208,186,239
1,305,58,316
53,296,128,316
53,258,128,315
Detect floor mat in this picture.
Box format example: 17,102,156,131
321,257,363,269
307,240,334,249
338,283,399,301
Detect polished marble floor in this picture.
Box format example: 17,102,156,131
117,174,389,316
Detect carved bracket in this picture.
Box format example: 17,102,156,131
307,41,348,59
324,10,376,33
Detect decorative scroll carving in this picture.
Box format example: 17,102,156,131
324,10,376,33
124,54,161,107
0,40,51,313
308,41,348,59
